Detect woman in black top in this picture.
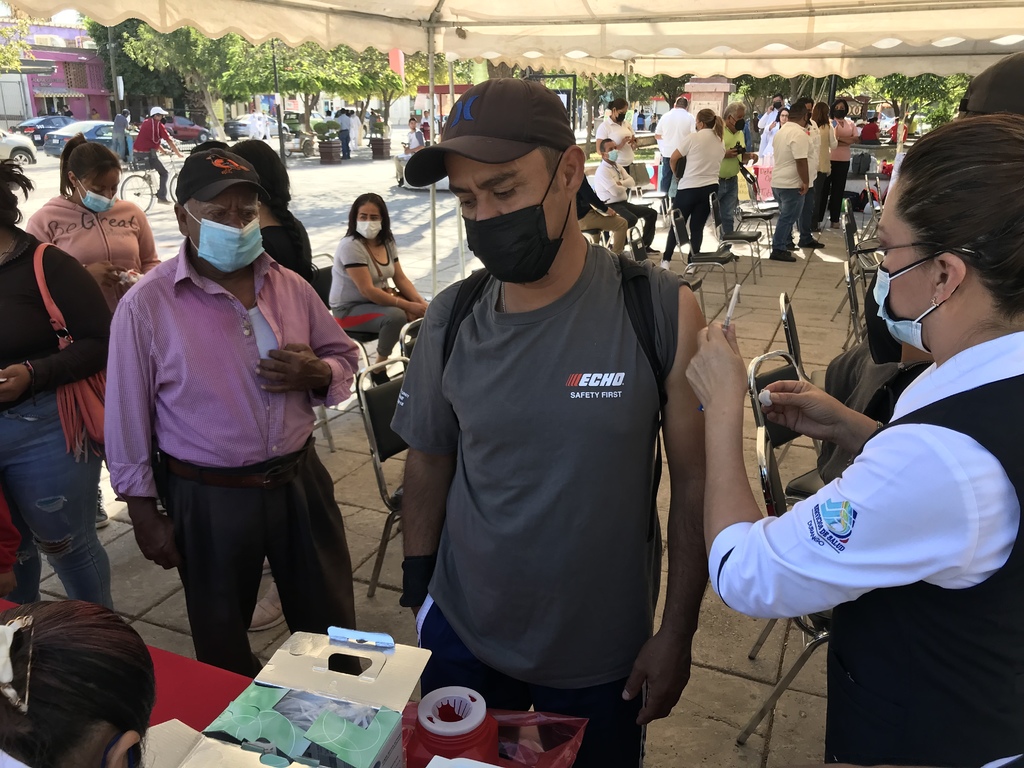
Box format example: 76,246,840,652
0,159,113,608
230,140,314,283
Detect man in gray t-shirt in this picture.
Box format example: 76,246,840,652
393,78,708,768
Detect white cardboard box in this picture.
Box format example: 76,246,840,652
148,631,430,768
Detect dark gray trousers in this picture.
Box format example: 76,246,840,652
166,441,356,677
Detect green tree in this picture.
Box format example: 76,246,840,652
0,18,32,73
862,73,970,120
82,19,185,103
650,75,691,105
121,24,237,135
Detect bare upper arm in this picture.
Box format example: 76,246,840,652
663,285,706,490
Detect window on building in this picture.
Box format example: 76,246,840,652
64,62,87,90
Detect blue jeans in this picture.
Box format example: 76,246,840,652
772,187,807,252
660,155,673,193
718,175,739,235
0,392,111,607
798,184,817,244
340,129,351,159
419,600,644,768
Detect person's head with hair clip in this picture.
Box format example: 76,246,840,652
0,601,155,768
58,134,121,212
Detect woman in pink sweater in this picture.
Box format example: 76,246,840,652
27,134,158,312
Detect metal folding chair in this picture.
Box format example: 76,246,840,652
399,318,422,359
712,192,764,283
779,292,825,392
355,359,410,598
736,425,831,746
672,209,738,299
627,225,649,263
747,350,824,495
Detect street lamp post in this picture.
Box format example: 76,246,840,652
272,39,287,163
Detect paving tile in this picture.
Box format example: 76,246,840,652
779,622,828,698
764,689,828,768
692,591,786,686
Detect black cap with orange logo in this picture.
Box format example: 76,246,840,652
175,149,269,204
404,78,576,188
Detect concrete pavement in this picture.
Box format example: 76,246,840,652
19,144,860,766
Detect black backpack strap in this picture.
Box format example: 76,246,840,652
442,268,493,369
618,254,666,409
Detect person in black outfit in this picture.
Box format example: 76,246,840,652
229,139,314,284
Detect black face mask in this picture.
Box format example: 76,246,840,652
773,101,783,110
834,109,848,119
614,112,626,124
734,118,746,132
463,162,571,284
864,272,904,364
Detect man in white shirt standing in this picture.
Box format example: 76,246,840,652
593,138,660,254
769,100,812,262
654,96,696,193
793,96,825,249
247,106,263,140
336,109,351,160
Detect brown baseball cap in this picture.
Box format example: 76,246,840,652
959,52,1024,115
404,78,576,187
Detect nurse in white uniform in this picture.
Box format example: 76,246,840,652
686,115,1024,768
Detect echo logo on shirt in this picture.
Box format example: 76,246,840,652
566,371,625,399
808,498,858,552
566,372,625,387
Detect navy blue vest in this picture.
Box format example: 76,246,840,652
826,373,1024,767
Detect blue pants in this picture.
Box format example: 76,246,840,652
798,184,817,244
419,600,645,768
772,186,808,252
0,392,111,607
340,129,351,159
717,175,739,235
660,156,673,194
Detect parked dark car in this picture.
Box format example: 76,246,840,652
163,115,211,143
43,120,114,158
10,115,75,147
223,114,291,141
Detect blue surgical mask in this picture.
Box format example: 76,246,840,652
76,181,115,213
873,255,941,352
607,149,619,163
187,209,264,273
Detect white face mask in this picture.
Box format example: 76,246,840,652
873,254,941,352
357,220,382,240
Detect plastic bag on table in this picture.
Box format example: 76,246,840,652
402,703,587,768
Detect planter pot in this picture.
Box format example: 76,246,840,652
370,136,391,160
319,139,342,165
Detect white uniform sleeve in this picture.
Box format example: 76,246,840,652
592,164,617,203
595,120,610,141
710,425,987,618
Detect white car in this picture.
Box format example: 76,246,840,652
0,130,36,164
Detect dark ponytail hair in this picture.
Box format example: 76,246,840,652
0,159,32,227
229,139,313,272
893,114,1024,319
0,601,155,768
59,134,121,198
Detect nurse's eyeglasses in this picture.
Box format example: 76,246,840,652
854,243,979,277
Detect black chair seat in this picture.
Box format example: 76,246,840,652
689,247,737,265
724,231,762,243
581,228,602,236
389,485,404,511
740,210,775,221
786,468,824,500
347,330,379,343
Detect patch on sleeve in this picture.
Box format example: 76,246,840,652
807,498,858,552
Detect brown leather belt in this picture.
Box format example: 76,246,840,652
165,450,305,490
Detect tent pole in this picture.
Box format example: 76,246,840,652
429,27,438,297
272,40,287,164
827,74,838,106
624,59,629,102
448,59,465,279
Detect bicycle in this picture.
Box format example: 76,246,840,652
119,153,181,213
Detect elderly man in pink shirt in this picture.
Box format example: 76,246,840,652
105,149,360,676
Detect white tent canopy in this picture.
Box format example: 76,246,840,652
19,0,1024,76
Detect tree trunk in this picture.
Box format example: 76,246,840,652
200,89,223,137
303,93,318,132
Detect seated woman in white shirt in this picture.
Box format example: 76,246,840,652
330,193,427,370
0,601,154,768
686,115,1024,768
662,109,726,266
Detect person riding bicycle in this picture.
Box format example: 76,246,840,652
132,107,183,205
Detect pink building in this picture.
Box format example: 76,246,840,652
21,23,110,119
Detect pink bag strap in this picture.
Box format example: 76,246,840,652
31,243,73,348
